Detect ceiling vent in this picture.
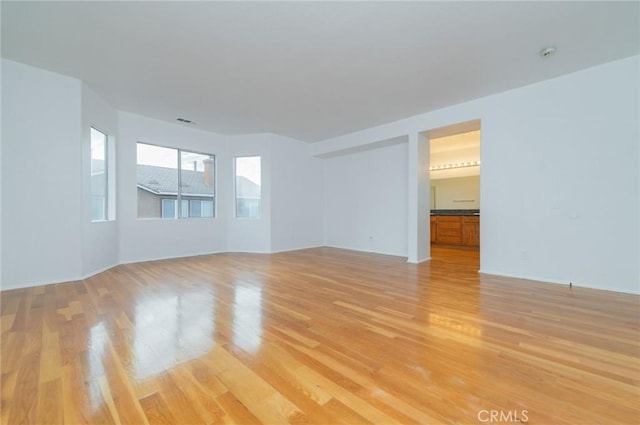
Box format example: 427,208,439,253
539,46,557,58
176,117,193,124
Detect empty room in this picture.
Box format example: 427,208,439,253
1,2,639,424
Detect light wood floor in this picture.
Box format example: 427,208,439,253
1,247,639,424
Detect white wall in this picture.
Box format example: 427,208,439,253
270,135,324,253
324,142,408,257
117,112,231,263
315,55,640,294
431,176,480,210
1,59,83,288
479,56,639,294
81,84,119,276
0,2,3,289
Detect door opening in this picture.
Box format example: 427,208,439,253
426,121,481,260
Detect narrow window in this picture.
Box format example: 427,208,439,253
235,156,261,219
90,128,108,221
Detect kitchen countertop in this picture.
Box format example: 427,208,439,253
430,209,480,216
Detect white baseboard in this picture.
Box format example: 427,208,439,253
119,250,226,266
407,256,431,264
324,243,408,259
478,269,639,295
81,263,118,280
270,244,324,254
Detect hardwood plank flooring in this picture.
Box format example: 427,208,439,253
1,247,638,424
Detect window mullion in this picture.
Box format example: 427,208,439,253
177,149,182,219
103,138,108,220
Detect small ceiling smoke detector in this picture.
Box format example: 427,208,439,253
539,46,556,58
176,117,193,124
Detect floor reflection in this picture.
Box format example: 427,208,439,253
429,312,483,338
232,285,263,352
88,322,108,411
133,289,214,380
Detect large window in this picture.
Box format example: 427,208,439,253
235,156,261,219
137,143,215,219
91,128,108,221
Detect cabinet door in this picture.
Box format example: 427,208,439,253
430,217,437,243
436,216,462,245
462,217,480,247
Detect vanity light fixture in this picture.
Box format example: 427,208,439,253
430,160,481,171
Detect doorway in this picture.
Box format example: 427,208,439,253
427,121,481,260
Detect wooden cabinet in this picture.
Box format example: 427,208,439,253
431,215,479,247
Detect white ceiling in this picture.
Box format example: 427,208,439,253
2,1,638,142
430,130,480,157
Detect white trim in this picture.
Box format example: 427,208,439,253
178,193,216,198
135,216,220,222
478,269,639,295
407,256,431,264
137,184,160,194
82,263,118,280
479,269,568,286
324,244,408,259
90,218,115,224
119,250,228,266
270,244,324,254
0,262,119,292
1,277,78,291
225,250,271,254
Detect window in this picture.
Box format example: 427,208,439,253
137,143,215,219
91,128,108,221
235,156,261,219
161,199,176,219
181,151,215,218
189,200,214,218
